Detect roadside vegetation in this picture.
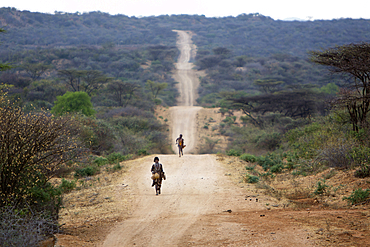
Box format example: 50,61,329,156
221,43,370,208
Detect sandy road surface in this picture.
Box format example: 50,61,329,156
102,155,259,246
172,30,199,107
103,29,211,246
102,31,315,247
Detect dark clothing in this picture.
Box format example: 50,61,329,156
151,162,163,176
151,162,164,194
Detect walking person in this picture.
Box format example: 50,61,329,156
151,157,165,195
176,134,185,157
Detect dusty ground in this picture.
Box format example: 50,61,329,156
55,30,370,247
55,154,370,247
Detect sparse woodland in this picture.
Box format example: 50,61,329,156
0,8,370,245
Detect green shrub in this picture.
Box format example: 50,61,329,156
314,179,328,195
285,162,296,170
270,163,284,173
137,149,149,156
107,152,127,163
350,146,370,166
259,172,275,179
226,149,242,156
51,91,96,116
245,165,255,171
59,179,76,193
245,174,259,183
93,156,109,166
240,153,257,162
256,153,283,171
343,188,370,205
113,163,122,171
222,116,236,126
29,182,62,208
74,166,98,178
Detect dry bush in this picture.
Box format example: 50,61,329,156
317,143,354,169
0,105,82,208
0,206,58,247
284,187,312,200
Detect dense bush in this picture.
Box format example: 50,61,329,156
58,179,76,193
314,179,329,195
256,153,284,172
74,166,99,178
343,188,370,205
107,152,130,164
51,91,96,117
240,153,257,162
226,149,242,156
93,156,109,166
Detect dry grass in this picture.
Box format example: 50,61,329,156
54,158,144,246
216,153,370,210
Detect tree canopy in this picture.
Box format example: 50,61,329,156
51,91,96,116
309,42,370,131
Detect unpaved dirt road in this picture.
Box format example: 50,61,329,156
171,30,201,154
102,31,315,247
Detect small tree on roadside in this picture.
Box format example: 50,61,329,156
309,43,370,132
51,91,96,117
0,103,82,210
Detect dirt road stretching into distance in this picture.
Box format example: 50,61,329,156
102,30,315,247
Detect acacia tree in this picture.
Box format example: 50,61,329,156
107,80,139,107
309,43,370,132
145,80,167,98
21,63,51,81
231,90,326,128
253,79,285,94
58,69,111,95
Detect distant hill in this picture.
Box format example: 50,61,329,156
1,8,370,58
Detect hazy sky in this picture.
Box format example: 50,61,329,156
2,0,370,20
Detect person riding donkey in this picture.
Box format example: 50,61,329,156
151,157,166,195
176,134,185,157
